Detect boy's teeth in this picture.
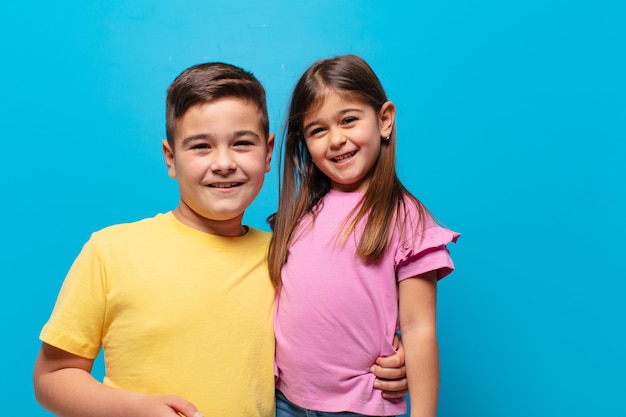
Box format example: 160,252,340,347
210,183,239,188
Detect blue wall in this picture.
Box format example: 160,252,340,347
2,1,624,416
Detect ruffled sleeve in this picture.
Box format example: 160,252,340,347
395,220,460,282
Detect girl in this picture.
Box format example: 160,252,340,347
268,54,459,417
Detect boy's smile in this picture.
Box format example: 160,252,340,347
163,98,274,236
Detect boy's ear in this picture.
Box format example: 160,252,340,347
162,139,177,178
379,101,396,137
265,133,275,173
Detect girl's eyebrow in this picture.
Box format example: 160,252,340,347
303,108,363,132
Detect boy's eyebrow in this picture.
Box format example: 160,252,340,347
181,133,211,146
303,108,363,132
181,130,262,146
232,130,262,140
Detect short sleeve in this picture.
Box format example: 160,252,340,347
39,235,107,359
395,223,460,282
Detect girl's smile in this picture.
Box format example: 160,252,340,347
330,150,357,164
303,90,388,193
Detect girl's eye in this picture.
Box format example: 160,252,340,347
308,127,325,137
342,116,357,125
234,141,253,147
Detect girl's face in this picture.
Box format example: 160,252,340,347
302,90,393,193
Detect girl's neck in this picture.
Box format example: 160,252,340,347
328,187,366,195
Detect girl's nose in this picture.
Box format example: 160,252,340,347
328,129,346,148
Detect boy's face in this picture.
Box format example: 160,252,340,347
163,98,274,236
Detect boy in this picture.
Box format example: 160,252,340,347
34,62,406,417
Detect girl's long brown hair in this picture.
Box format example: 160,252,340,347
268,54,426,288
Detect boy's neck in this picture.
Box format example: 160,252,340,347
172,206,248,237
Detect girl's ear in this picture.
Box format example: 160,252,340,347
379,101,396,137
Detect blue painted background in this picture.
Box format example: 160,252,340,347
2,1,624,416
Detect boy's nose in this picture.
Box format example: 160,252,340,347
210,149,236,173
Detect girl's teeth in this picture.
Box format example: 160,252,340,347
334,151,355,162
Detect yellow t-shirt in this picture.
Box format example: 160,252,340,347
40,212,276,416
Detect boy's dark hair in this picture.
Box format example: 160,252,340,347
165,62,269,148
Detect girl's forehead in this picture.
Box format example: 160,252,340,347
305,88,365,114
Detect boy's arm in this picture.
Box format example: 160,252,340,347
398,270,439,417
34,343,202,417
371,333,408,398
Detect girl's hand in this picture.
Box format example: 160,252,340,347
371,333,408,398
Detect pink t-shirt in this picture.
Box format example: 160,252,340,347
275,190,459,415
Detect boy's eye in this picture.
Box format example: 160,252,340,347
191,143,210,150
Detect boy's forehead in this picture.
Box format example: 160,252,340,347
173,98,266,141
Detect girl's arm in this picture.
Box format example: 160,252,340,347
34,343,201,417
398,270,439,417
